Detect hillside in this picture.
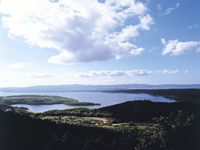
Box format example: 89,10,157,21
36,100,200,123
103,89,200,104
1,100,200,150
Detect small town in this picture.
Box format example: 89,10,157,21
44,115,157,127
46,116,114,127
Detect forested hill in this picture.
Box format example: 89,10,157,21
98,100,200,123
35,100,200,124
1,84,200,92
103,89,200,104
0,95,100,106
1,100,200,150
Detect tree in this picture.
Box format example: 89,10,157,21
129,121,135,126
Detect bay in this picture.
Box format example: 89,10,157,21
0,91,175,112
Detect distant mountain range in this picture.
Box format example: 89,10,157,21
1,84,200,92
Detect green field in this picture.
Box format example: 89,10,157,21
41,116,55,120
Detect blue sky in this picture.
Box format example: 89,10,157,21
0,0,200,87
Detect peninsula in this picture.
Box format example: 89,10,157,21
0,95,101,106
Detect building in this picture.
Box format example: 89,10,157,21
62,117,70,121
5,109,12,112
54,116,60,120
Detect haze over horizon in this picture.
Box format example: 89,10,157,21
1,83,200,89
1,0,200,87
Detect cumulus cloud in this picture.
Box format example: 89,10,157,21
1,0,153,65
152,47,157,50
77,71,125,78
188,24,199,29
161,38,166,45
164,3,180,15
185,70,189,74
156,69,179,74
126,70,153,76
157,4,162,10
29,73,53,78
7,62,32,68
161,39,200,56
62,70,154,78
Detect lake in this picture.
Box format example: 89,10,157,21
0,91,175,112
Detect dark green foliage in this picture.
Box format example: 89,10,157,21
34,107,111,119
1,100,200,150
0,110,139,150
35,100,199,124
0,103,31,116
133,110,200,150
0,95,100,106
129,121,135,126
152,110,200,150
13,106,30,115
64,101,101,106
0,95,78,105
0,103,13,111
99,100,199,123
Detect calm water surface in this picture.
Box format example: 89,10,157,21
0,92,175,112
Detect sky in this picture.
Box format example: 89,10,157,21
0,0,200,87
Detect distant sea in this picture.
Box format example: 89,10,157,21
0,91,176,112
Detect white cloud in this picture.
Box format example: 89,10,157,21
152,47,157,50
130,47,144,56
62,70,154,78
188,24,199,29
157,69,179,74
0,72,55,87
63,69,189,77
2,0,153,65
109,71,125,77
161,39,200,55
164,3,180,15
7,62,32,68
29,73,53,78
7,63,25,68
196,47,200,52
157,4,162,10
16,72,53,78
161,38,166,45
77,70,125,78
126,70,153,76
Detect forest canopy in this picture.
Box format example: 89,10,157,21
0,95,100,106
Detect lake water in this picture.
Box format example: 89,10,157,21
0,91,175,112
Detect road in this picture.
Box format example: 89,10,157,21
112,123,157,126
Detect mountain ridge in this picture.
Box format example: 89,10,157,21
1,84,200,92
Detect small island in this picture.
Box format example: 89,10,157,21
0,95,101,106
